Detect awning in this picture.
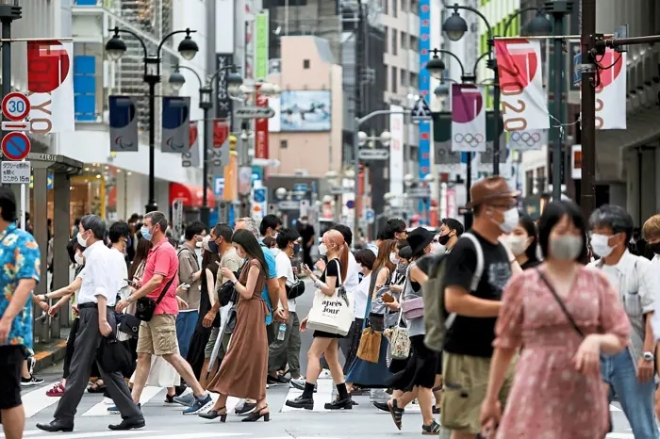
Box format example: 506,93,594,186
595,107,660,182
169,183,214,208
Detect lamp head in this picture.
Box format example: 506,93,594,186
357,131,368,146
526,11,553,35
379,131,392,146
168,70,186,91
105,32,127,61
178,31,199,61
426,55,446,79
443,11,468,42
434,83,450,98
226,70,244,94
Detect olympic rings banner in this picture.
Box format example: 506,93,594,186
451,84,486,153
507,129,547,151
594,48,626,130
494,39,549,131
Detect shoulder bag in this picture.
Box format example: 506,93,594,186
536,268,613,433
135,275,176,322
389,307,411,360
306,259,355,336
401,263,424,319
356,284,382,363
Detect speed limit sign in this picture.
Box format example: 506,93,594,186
2,92,30,121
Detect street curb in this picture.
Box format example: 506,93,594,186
33,340,67,373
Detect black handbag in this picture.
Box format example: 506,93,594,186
286,276,306,299
97,334,134,377
135,275,176,322
117,313,141,338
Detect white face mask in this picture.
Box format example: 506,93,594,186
76,232,87,247
498,208,519,234
507,235,528,256
430,243,445,254
389,252,398,264
318,243,328,256
74,254,84,265
590,233,614,258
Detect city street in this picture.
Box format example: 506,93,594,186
15,280,636,439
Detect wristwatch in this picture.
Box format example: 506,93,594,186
643,351,655,362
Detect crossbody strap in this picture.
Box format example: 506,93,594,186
536,268,584,338
155,274,176,305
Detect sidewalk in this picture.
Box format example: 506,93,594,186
33,327,70,374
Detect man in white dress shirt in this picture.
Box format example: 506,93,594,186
37,215,143,433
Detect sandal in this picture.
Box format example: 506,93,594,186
198,406,227,422
387,399,404,430
422,420,441,435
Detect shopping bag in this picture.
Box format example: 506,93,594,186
306,263,354,335
356,327,382,363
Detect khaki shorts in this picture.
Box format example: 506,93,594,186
136,314,179,356
440,352,516,435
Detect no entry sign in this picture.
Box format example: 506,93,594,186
1,132,31,161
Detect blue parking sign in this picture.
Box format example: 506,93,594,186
214,177,225,197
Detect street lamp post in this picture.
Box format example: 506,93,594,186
437,4,552,177
105,27,200,213
168,66,243,226
353,110,407,244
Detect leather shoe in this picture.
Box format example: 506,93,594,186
36,420,74,432
108,417,145,431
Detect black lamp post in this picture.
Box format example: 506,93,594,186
105,27,200,213
430,4,552,177
168,65,243,226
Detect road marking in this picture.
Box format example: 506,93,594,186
21,384,61,418
82,386,163,416
3,432,155,439
606,434,634,438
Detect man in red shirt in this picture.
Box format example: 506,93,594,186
116,211,211,415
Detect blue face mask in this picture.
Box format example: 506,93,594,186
126,237,132,248
293,243,300,254
140,226,151,241
208,240,219,253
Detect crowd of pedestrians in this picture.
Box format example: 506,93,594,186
3,174,660,439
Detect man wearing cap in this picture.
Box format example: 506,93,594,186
440,176,522,439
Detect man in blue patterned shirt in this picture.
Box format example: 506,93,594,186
0,187,41,438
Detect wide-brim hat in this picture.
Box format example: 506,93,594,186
467,176,521,208
406,227,435,256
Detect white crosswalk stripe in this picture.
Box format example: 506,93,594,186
18,382,244,418
0,433,248,439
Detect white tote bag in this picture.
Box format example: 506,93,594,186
306,259,354,336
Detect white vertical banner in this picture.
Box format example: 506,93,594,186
494,39,549,131
595,49,626,130
389,104,404,204
216,0,235,53
451,84,486,152
26,40,75,133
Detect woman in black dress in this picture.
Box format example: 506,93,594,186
285,230,352,411
186,238,221,383
506,212,542,270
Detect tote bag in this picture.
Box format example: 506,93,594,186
306,259,354,336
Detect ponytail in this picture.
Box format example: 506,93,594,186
339,243,349,281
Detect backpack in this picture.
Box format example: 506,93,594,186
423,232,484,352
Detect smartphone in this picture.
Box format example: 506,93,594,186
381,293,394,303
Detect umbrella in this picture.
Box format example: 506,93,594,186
207,302,233,372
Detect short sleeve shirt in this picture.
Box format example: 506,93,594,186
0,224,40,348
261,243,277,324
143,238,179,315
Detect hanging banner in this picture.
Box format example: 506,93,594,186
27,40,75,133
161,96,190,153
215,54,234,119
108,96,138,152
255,87,269,159
389,105,405,203
494,39,549,131
182,121,200,168
507,129,547,151
211,119,230,177
571,144,582,179
451,84,486,153
595,49,626,129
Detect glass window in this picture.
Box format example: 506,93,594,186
400,69,407,87
391,66,398,93
400,32,407,50
383,0,388,14
384,26,388,53
393,0,397,17
391,29,397,55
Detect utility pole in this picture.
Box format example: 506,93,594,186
353,2,364,235
579,0,596,217
0,1,21,187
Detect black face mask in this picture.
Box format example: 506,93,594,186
648,242,660,255
438,233,451,246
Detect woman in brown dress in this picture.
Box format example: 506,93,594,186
199,229,270,422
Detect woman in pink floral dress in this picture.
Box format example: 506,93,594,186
480,200,630,439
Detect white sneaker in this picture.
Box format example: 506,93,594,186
319,369,331,379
